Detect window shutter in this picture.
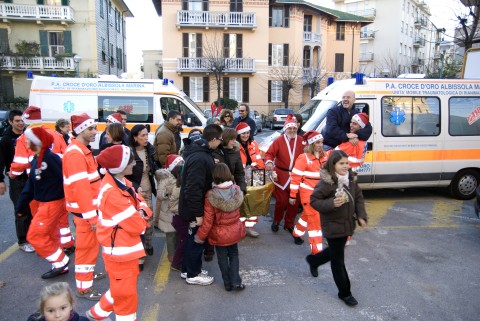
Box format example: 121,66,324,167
63,31,72,54
183,77,190,96
196,34,202,58
223,77,229,98
283,44,289,66
0,29,9,54
37,0,45,4
61,0,69,5
39,30,48,56
237,34,242,58
242,77,249,102
223,34,229,58
282,81,287,102
4,0,12,3
230,1,235,12
203,77,209,102
182,0,188,10
335,53,344,72
182,33,188,57
238,0,243,12
269,6,272,27
268,80,271,102
284,5,290,27
202,0,208,11
268,43,272,66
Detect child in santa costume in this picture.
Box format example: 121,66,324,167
335,112,369,171
86,145,151,321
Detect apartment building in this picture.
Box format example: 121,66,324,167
0,0,132,100
151,0,371,114
334,0,437,77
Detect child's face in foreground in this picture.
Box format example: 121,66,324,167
334,157,350,176
43,293,72,321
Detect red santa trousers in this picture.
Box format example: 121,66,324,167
273,186,299,229
89,258,139,321
73,216,100,292
27,199,69,268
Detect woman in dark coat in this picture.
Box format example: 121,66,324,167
308,150,367,307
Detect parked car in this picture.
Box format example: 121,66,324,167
203,109,213,119
266,108,295,130
0,110,9,138
475,186,480,219
233,109,262,135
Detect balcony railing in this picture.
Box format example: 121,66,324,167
359,52,374,61
414,17,427,28
177,57,255,73
0,3,74,23
349,8,376,18
360,29,375,39
414,36,425,47
303,32,322,44
177,11,256,29
0,56,75,71
411,57,424,66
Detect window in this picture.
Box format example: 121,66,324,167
189,33,197,58
181,0,208,11
399,43,403,54
335,53,344,72
116,47,123,69
449,97,480,136
49,32,64,56
189,77,203,102
381,97,440,136
0,29,8,54
110,43,115,66
101,38,106,62
98,96,153,123
271,44,283,66
401,21,404,33
229,77,243,102
336,22,345,40
270,6,289,27
230,0,243,12
270,80,282,103
304,15,312,32
108,1,113,26
160,97,201,125
115,9,120,32
100,0,104,18
46,0,62,5
224,33,240,58
303,49,310,68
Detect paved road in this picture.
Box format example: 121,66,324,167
1,128,479,321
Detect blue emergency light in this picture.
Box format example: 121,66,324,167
355,73,364,85
27,70,33,79
327,77,334,86
163,78,169,85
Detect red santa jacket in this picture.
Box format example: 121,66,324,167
239,140,265,168
62,138,101,221
264,134,305,190
290,152,328,201
10,127,67,178
96,172,151,262
335,140,367,169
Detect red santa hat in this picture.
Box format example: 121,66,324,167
24,126,53,180
283,114,298,131
106,112,123,124
96,145,132,175
351,113,369,128
22,106,42,124
303,130,323,145
235,122,251,135
71,113,96,134
165,154,184,171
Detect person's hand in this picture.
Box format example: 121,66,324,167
333,197,346,208
358,218,367,227
349,137,359,146
0,182,6,195
288,197,296,205
346,133,357,139
196,216,203,226
265,162,274,171
137,186,143,194
214,158,220,164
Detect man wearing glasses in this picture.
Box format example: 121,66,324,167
232,103,256,141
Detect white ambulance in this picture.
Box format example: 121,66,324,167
28,76,207,149
261,75,480,199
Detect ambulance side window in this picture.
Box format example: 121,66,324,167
98,96,153,123
449,97,480,136
381,96,440,137
160,97,202,126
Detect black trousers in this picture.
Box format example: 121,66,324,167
9,176,32,245
309,236,351,298
216,244,241,288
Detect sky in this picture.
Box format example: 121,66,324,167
122,0,467,74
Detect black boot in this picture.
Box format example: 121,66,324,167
41,265,69,279
271,222,279,232
305,255,318,277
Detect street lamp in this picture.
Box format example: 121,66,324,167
73,54,81,77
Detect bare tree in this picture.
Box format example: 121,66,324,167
303,65,328,99
203,32,226,108
456,0,480,50
373,50,406,77
269,55,302,108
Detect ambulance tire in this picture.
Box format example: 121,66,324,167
448,169,480,200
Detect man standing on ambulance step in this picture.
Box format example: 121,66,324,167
63,113,105,301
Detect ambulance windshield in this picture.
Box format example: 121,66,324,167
302,100,338,132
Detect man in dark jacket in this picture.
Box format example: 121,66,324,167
232,103,256,141
323,90,372,150
179,124,223,286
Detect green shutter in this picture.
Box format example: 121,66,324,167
242,77,249,102
39,30,48,56
203,77,209,102
37,0,45,5
63,31,72,54
223,77,229,98
183,77,190,96
0,29,9,54
61,0,70,5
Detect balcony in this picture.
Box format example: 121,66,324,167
413,36,425,47
303,32,322,45
359,52,374,62
360,29,375,39
411,57,424,66
177,11,256,29
349,8,376,18
0,56,75,71
177,57,255,73
0,3,74,23
414,17,427,28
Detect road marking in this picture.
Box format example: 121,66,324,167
431,199,460,227
141,246,169,321
365,200,395,227
141,304,159,321
0,243,18,263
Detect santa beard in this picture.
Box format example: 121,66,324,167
286,132,297,140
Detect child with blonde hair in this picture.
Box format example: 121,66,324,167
27,282,89,321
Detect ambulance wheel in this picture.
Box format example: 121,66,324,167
448,169,480,200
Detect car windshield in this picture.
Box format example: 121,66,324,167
275,109,294,115
298,99,322,124
183,95,207,116
302,100,338,132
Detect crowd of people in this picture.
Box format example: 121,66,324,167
0,92,371,320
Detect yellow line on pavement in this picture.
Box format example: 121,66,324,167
431,200,461,227
0,243,18,263
365,200,395,227
141,304,159,321
370,224,459,229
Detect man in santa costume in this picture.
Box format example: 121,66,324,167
265,114,305,236
63,113,104,301
335,112,369,171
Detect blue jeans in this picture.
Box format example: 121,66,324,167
184,226,205,278
215,244,241,288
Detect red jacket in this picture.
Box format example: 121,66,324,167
96,172,151,262
290,152,328,201
239,140,265,168
335,140,367,169
196,183,246,246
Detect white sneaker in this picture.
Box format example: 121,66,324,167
85,309,112,321
186,274,214,285
181,269,208,279
19,243,35,253
246,228,259,238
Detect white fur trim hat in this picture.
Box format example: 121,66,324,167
351,112,369,128
106,113,123,124
235,122,251,135
22,106,42,124
165,154,184,171
303,130,323,145
96,145,132,174
71,113,97,134
283,114,298,131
